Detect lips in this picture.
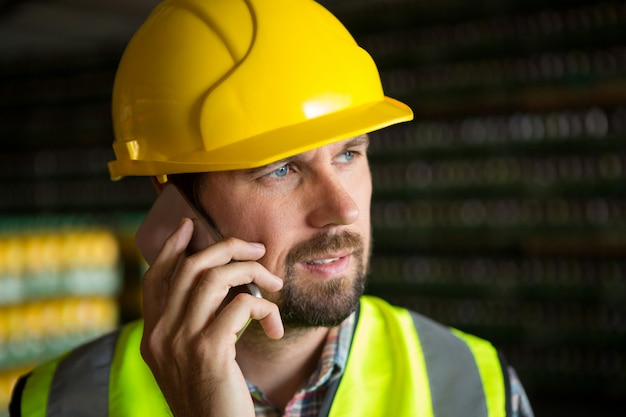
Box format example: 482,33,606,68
298,253,352,280
302,250,351,266
304,257,341,265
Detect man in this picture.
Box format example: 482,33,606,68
11,0,534,416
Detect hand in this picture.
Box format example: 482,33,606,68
140,218,284,417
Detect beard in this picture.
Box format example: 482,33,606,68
277,230,368,329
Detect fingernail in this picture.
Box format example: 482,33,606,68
250,242,265,249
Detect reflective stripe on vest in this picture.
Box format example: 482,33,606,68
20,330,119,417
50,330,118,416
18,296,507,417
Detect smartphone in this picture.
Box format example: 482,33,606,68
135,183,224,264
135,183,261,337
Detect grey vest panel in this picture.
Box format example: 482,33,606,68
48,330,121,417
410,311,489,417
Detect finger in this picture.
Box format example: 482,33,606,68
182,261,283,334
163,237,269,324
206,294,284,342
142,218,193,329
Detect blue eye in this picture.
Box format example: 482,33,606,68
339,151,355,162
268,165,290,178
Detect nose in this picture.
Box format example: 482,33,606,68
306,171,360,228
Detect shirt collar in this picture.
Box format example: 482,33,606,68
246,310,357,394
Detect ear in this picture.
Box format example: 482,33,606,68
151,176,168,193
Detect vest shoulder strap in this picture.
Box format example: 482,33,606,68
327,296,509,417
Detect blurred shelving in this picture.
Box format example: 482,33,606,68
0,218,127,412
0,0,625,415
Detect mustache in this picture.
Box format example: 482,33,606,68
285,230,364,265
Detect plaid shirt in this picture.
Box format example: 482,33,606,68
246,309,534,417
246,313,354,417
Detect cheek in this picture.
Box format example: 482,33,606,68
220,200,277,240
221,199,295,272
353,169,372,222
205,191,261,239
353,169,372,247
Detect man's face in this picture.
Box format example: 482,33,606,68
198,135,372,328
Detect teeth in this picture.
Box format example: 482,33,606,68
306,258,339,265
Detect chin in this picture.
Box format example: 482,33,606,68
278,273,365,328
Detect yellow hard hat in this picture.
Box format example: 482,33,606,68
108,0,413,180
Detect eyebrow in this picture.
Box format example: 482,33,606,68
347,134,370,148
243,134,371,177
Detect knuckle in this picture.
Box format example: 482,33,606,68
231,292,250,306
267,300,280,316
140,333,160,363
221,236,240,250
178,254,213,280
199,267,221,286
176,256,198,274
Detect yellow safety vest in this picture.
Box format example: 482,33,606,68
12,296,510,417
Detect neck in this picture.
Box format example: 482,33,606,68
235,323,332,411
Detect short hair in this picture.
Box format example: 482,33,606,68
167,172,205,212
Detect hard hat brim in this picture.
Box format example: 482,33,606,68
108,96,412,180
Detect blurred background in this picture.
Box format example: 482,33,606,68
1,0,625,415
